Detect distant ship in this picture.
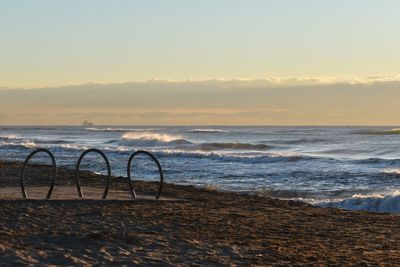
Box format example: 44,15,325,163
82,120,94,127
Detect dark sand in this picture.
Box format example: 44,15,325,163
0,161,399,266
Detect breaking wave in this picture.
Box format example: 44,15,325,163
58,143,89,151
0,140,37,149
380,168,400,176
318,191,400,213
0,134,18,140
120,132,192,147
0,135,73,146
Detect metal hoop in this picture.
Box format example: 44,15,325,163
75,149,111,199
20,148,57,199
127,150,164,199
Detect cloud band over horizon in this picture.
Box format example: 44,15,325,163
1,79,400,126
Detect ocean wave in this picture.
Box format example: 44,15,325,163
34,139,73,145
0,139,88,152
105,139,120,144
197,142,271,151
86,127,158,132
353,157,400,165
0,140,37,149
355,128,400,135
58,143,89,151
190,128,229,133
151,149,314,164
0,134,18,140
318,148,368,155
42,142,312,163
120,132,192,147
0,135,74,146
273,138,326,145
380,168,400,176
383,128,400,134
318,191,400,213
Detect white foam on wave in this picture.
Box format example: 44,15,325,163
59,143,89,151
318,191,400,213
0,134,18,139
122,132,182,142
381,168,400,175
120,132,191,146
20,141,37,148
22,141,37,148
0,140,37,148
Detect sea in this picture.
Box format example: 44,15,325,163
1,126,400,213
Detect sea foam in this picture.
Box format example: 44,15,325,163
0,134,18,140
319,191,400,213
120,132,192,146
381,168,400,175
0,140,37,149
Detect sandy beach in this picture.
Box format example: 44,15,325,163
3,0,400,265
0,160,399,266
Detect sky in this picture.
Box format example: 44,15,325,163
0,1,399,125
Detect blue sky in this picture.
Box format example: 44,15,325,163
1,0,399,87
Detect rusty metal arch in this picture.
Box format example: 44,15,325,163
75,148,111,199
127,150,164,199
20,148,57,199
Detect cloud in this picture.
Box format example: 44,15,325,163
1,78,400,125
7,75,399,90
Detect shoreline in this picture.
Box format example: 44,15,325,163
3,158,398,215
0,160,400,265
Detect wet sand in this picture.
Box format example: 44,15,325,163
0,161,399,265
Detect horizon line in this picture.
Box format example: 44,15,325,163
1,124,399,127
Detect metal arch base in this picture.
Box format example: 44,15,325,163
75,148,111,200
20,148,57,199
127,150,164,199
18,148,165,200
